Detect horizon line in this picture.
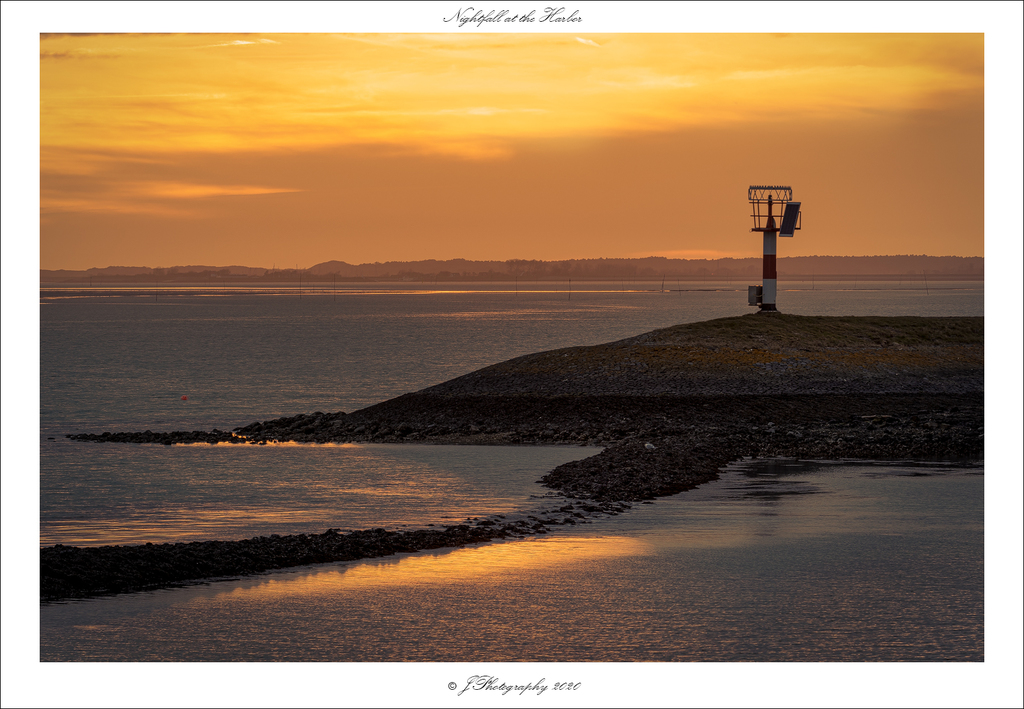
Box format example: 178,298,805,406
42,254,985,273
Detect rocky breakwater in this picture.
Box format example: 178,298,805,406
72,315,983,449
55,315,983,600
217,314,983,459
41,503,633,601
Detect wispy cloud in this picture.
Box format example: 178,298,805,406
634,249,751,260
202,38,280,48
40,34,984,162
70,93,228,100
596,70,695,90
138,181,299,198
41,49,120,60
41,180,303,217
436,107,546,117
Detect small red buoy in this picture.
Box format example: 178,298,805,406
181,395,188,400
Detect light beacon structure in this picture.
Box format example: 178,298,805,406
747,185,801,312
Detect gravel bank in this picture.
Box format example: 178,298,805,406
40,502,632,602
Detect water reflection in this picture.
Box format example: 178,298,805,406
604,459,983,548
40,462,982,662
218,535,649,601
41,444,598,547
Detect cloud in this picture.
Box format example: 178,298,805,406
634,250,751,260
139,182,300,199
41,49,120,60
40,34,983,166
41,180,303,217
41,33,112,39
203,38,279,48
436,107,546,117
77,93,228,101
596,70,695,90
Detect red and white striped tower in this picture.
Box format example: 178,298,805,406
748,185,800,313
761,194,779,312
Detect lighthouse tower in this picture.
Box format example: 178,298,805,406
747,185,801,313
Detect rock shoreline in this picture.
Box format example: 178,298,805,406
40,501,632,602
49,315,983,602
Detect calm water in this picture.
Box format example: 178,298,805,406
38,282,984,662
39,460,983,662
40,441,595,547
40,281,982,433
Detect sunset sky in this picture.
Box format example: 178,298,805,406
5,7,1024,703
39,29,984,270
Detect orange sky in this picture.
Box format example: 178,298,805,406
39,32,984,270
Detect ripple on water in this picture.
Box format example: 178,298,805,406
40,460,983,662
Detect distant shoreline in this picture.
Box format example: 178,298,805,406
40,254,983,284
40,273,983,287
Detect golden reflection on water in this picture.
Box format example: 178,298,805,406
219,535,649,601
43,442,588,546
178,440,364,447
41,507,329,547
